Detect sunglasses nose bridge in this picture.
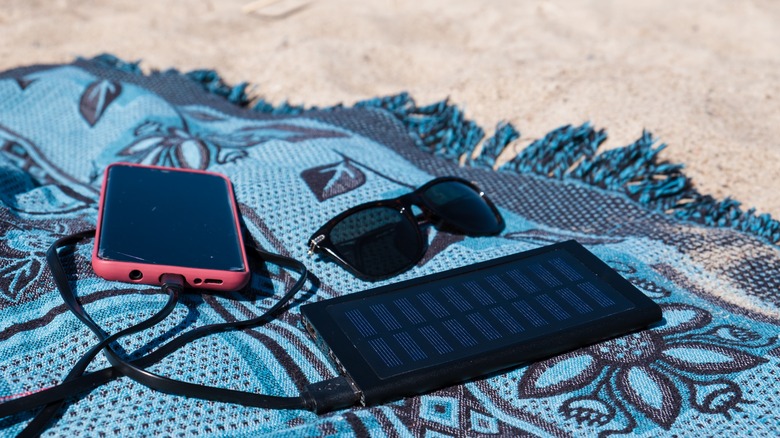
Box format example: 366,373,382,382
397,193,437,226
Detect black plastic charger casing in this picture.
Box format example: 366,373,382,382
301,240,662,407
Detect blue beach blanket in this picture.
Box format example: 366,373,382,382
1,56,779,436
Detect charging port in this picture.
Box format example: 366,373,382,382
203,279,223,285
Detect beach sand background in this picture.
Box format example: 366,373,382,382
1,0,778,219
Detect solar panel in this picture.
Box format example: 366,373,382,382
301,240,662,406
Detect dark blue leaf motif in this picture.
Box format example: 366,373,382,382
0,258,40,302
80,80,122,126
15,77,36,90
301,159,366,201
0,229,52,304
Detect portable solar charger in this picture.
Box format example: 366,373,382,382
301,240,662,409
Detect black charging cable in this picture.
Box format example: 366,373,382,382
19,234,184,436
0,230,359,434
19,281,180,437
14,231,185,437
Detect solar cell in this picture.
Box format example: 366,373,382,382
301,240,662,406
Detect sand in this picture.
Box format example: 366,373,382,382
1,0,778,218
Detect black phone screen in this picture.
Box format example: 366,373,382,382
97,164,245,272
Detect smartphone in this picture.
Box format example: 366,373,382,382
301,240,662,407
92,163,250,291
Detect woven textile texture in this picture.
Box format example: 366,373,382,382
1,57,779,436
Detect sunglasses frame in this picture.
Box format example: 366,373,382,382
308,177,505,281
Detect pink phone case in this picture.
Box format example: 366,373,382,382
92,163,250,291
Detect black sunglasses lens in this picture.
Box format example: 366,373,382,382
420,180,503,234
328,206,423,278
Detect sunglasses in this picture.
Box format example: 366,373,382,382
308,177,505,280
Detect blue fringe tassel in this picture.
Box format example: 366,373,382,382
473,122,520,168
253,99,312,115
356,93,485,161
570,131,689,211
90,53,144,75
505,123,606,179
88,54,780,245
182,70,251,106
